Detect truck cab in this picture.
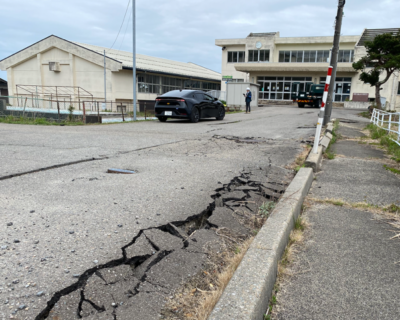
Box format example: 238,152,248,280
292,82,324,108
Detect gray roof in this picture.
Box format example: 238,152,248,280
357,28,400,46
74,42,221,81
247,32,277,38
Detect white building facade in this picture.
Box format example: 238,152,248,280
0,35,221,111
216,29,400,110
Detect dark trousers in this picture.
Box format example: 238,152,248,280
246,101,251,112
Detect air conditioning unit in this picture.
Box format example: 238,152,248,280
49,62,60,72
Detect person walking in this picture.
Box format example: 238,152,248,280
244,88,252,113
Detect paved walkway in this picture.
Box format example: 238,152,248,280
275,117,400,319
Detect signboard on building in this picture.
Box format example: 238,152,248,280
352,93,369,102
222,76,233,79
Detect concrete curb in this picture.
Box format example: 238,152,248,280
304,120,334,172
305,146,323,172
208,168,314,320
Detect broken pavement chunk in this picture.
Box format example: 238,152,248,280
234,185,259,192
221,191,247,201
208,207,248,235
143,229,183,251
125,234,155,260
97,264,135,284
262,182,286,193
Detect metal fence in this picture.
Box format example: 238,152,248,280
370,109,400,146
0,96,154,123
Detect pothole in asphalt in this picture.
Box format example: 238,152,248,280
35,166,294,320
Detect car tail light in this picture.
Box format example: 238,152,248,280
177,99,185,102
156,99,161,101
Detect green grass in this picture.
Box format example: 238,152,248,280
0,115,84,126
366,124,400,161
366,123,388,139
383,165,400,175
225,110,243,114
385,204,400,214
259,201,276,217
295,164,306,172
358,111,371,119
294,216,305,231
324,119,339,159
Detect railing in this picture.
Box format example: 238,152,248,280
370,109,400,146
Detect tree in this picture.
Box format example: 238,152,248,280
352,32,400,109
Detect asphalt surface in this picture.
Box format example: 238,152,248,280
276,118,400,319
0,106,362,319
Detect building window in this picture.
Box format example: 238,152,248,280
257,76,312,101
338,50,354,63
320,77,352,101
279,50,332,63
161,76,183,94
248,50,270,62
227,51,245,63
138,74,160,94
397,82,400,95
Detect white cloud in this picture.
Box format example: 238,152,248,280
0,0,399,81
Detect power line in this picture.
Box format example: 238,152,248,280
109,0,131,50
118,5,133,51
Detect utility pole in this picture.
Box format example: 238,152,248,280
132,0,137,121
104,50,107,110
324,0,345,125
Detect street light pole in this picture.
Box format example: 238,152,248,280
132,0,137,121
324,0,345,125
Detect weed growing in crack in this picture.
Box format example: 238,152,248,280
259,202,276,217
384,164,400,175
324,120,339,160
234,246,241,255
385,204,400,214
295,164,306,172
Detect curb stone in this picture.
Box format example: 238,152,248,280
305,146,323,172
305,120,334,172
209,168,314,320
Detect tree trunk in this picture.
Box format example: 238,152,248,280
375,85,382,109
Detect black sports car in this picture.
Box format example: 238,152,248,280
154,90,225,123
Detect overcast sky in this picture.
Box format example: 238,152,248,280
0,0,399,81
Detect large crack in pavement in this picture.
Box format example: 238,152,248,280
0,139,189,181
33,163,293,320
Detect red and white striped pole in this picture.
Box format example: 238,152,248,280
312,66,333,154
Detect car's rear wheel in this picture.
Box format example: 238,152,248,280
315,99,322,108
216,106,225,120
158,116,167,122
190,107,200,123
298,103,305,108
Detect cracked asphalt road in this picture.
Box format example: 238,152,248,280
0,106,361,319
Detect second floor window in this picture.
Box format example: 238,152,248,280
248,50,270,62
228,51,245,63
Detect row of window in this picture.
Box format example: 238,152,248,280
257,76,353,102
227,50,354,63
248,50,270,62
137,74,221,94
278,50,354,63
